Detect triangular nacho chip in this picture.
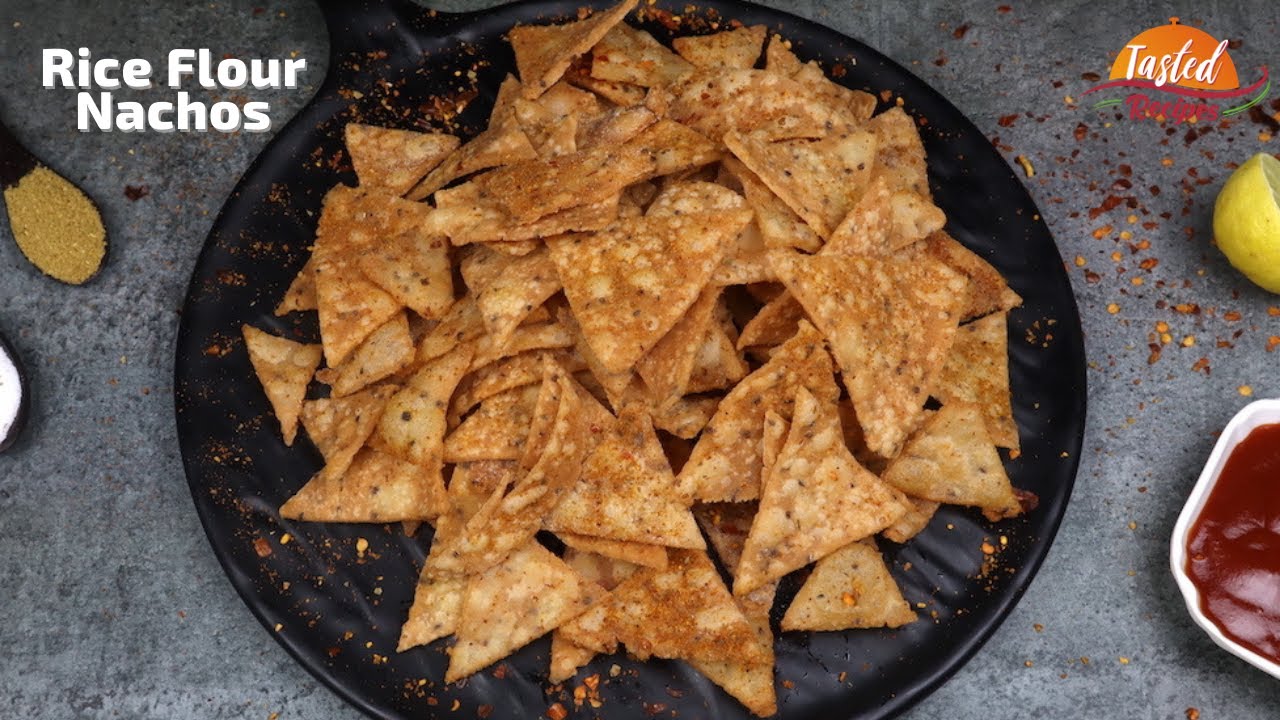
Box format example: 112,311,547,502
780,538,916,631
627,119,721,178
460,246,563,347
868,106,930,197
791,60,877,124
566,55,648,106
508,0,640,99
645,180,746,217
274,254,318,315
417,295,485,364
881,496,941,544
764,34,804,76
446,542,604,682
548,210,751,374
724,126,877,239
242,325,322,446
399,516,468,651
591,23,694,87
557,533,668,570
470,320,573,370
773,250,966,457
635,286,720,408
373,343,473,468
560,549,767,666
669,69,836,145
549,631,599,684
299,385,396,479
431,181,619,246
344,123,460,196
443,384,540,463
451,349,585,422
672,25,767,70
921,230,1023,321
686,316,749,394
355,222,453,320
281,447,449,522
735,387,909,595
724,156,823,253
675,321,836,502
737,291,804,350
449,460,520,521
545,406,705,548
313,186,404,366
651,395,719,439
321,312,415,397
880,401,1023,520
513,97,579,158
933,312,1019,449
827,172,944,257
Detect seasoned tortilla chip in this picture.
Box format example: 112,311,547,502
773,250,965,457
242,325,322,446
513,97,579,158
508,0,640,99
764,34,804,76
651,395,719,439
446,542,604,683
545,406,704,548
676,321,835,502
432,181,619,246
669,69,835,144
725,126,877,239
672,25,767,70
780,538,916,631
735,387,909,595
549,631,598,683
625,118,721,178
405,76,539,201
470,321,573,371
554,305,633,409
416,294,485,364
443,384,540,463
686,316,748,394
355,221,453,320
299,385,397,479
646,180,746,217
548,210,751,374
592,23,693,87
869,106,930,197
449,460,520,521
450,349,585,421
281,447,449,522
313,186,404,366
566,55,648,106
688,573,777,718
880,401,1023,520
881,496,941,544
274,254,318,315
344,123,459,196
322,312,415,397
724,156,823,253
933,312,1019,449
737,291,804,349
373,343,473,469
635,287,720,408
399,517,468,651
826,173,926,256
460,246,563,347
558,532,669,570
921,230,1023,321
791,60,877,124
712,248,775,286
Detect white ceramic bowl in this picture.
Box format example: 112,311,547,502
1170,398,1280,680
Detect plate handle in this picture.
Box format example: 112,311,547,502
314,0,478,55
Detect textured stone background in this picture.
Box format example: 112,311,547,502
2,1,1279,718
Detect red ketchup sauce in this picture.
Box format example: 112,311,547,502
1186,422,1280,664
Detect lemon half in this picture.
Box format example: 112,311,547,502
1213,152,1280,293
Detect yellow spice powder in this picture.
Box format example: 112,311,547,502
4,166,106,284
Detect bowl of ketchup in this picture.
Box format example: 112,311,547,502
1171,399,1280,680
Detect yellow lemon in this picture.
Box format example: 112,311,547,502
1213,152,1280,293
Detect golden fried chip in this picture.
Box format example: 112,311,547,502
764,34,804,76
513,97,579,158
548,210,751,374
626,118,721,178
565,56,648,105
443,384,540,463
635,286,720,408
869,106,930,197
881,496,941,544
431,181,619,246
780,538,916,631
557,532,669,569
669,69,835,144
373,343,473,469
737,291,804,349
650,395,718,439
470,320,573,371
460,246,564,347
773,250,965,457
546,406,704,548
554,305,633,409
281,447,449,522
592,23,693,87
880,401,1023,520
686,316,748,394
322,312,415,397
933,312,1019,449
313,186,403,366
724,126,877,239
399,517,468,651
299,385,397,479
344,123,460,196
446,542,604,683
791,61,877,124
242,325,322,446
735,387,908,595
921,230,1023,321
449,460,520,521
676,321,835,502
405,76,539,201
724,157,823,253
508,0,640,99
549,632,598,683
450,349,585,421
274,254,318,315
646,180,746,217
688,574,777,717
672,25,767,70
355,222,453,320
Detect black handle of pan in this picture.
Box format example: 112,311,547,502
313,0,480,55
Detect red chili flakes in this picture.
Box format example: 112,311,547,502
1191,357,1211,375
1268,306,1280,316
953,22,971,39
1084,269,1101,283
1267,336,1280,352
1147,344,1162,365
477,705,494,719
491,664,508,679
253,537,273,558
1081,71,1101,82
1172,303,1201,315
998,114,1019,127
124,184,150,201
1091,224,1113,239
1089,195,1124,219
831,63,847,78
781,680,796,690
642,703,667,716
1074,123,1088,142
546,703,568,720
1138,258,1159,271
997,4,1012,12
934,55,948,67
1223,311,1243,322
1186,708,1201,720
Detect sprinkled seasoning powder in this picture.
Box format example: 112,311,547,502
4,166,106,284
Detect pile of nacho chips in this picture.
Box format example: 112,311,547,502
243,2,1031,715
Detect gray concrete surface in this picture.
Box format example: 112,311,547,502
2,0,1279,718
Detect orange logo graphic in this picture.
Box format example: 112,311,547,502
1083,18,1268,124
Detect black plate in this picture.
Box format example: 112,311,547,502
174,1,1086,718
